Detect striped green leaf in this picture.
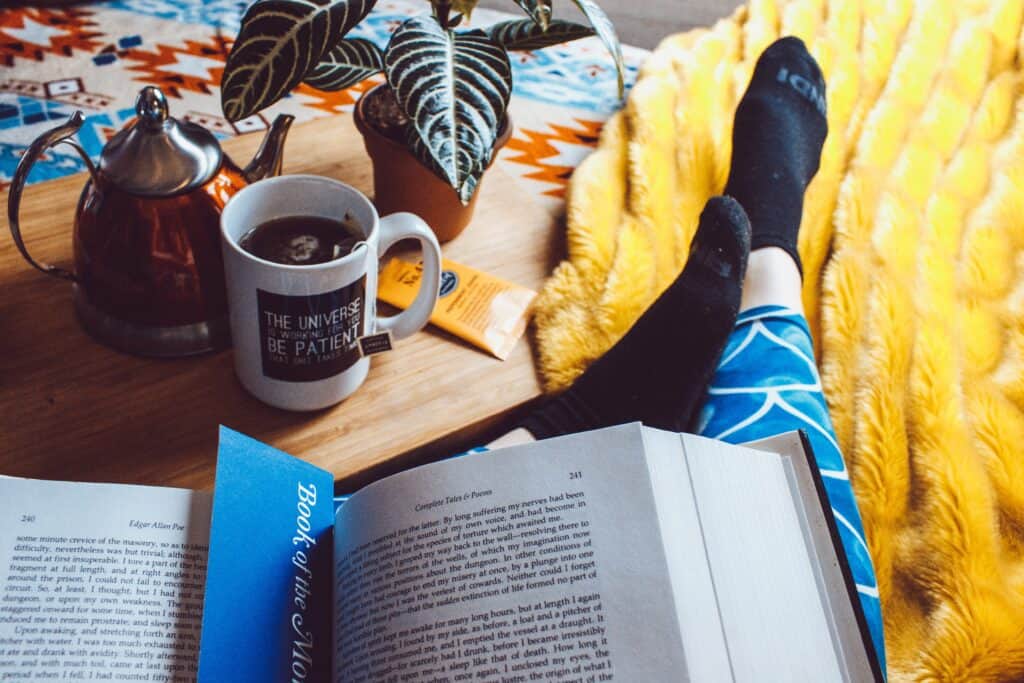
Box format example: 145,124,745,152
304,39,383,91
512,0,552,30
386,17,512,203
221,0,376,121
571,0,624,96
487,18,593,51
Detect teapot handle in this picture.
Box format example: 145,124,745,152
7,111,97,282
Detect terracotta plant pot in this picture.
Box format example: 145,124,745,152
354,84,512,243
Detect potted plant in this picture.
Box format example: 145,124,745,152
220,0,624,242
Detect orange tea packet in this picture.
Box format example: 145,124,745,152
377,257,536,360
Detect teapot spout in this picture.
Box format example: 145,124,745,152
242,114,295,182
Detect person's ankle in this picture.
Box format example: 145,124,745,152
739,247,803,313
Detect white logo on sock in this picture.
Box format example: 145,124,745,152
777,67,827,116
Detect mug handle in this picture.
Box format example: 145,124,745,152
7,111,96,282
375,212,442,340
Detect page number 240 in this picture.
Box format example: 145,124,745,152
20,515,35,523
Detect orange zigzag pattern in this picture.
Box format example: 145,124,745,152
0,8,103,67
121,36,230,99
503,119,603,198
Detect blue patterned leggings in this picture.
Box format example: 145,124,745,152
695,304,885,670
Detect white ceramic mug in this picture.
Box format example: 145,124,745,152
220,175,441,411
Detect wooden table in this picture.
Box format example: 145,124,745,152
0,114,560,492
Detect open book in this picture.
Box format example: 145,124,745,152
0,424,882,682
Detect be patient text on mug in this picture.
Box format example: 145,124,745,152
257,276,366,382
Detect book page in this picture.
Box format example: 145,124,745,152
641,428,732,681
332,424,688,683
745,432,882,682
679,433,844,682
0,478,210,681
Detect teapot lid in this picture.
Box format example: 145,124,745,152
99,86,223,197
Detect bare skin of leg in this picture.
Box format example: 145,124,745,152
488,427,535,447
486,247,802,449
739,247,803,313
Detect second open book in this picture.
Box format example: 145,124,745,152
0,424,882,682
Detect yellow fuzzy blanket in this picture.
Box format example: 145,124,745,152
532,0,1024,679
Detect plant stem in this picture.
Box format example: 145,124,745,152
434,0,451,28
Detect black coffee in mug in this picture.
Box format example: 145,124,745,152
239,215,362,266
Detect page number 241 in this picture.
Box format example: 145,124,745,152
569,471,583,480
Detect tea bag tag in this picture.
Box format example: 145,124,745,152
358,331,393,357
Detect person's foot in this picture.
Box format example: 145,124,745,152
724,36,828,276
520,196,751,438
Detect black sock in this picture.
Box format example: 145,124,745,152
724,36,828,276
520,196,751,439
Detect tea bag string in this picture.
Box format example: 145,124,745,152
353,240,375,270
334,239,370,262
